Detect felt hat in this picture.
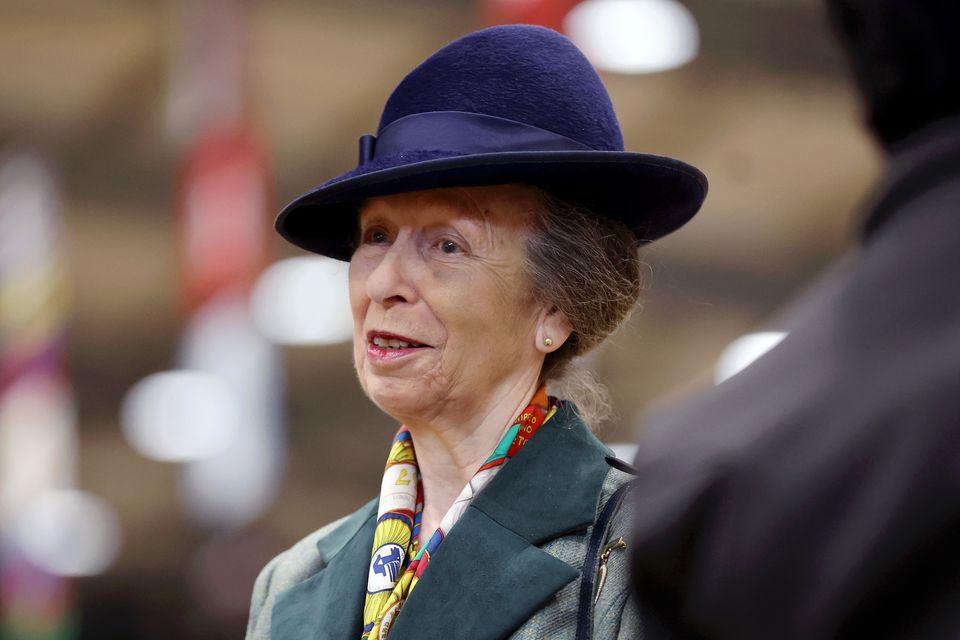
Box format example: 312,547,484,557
277,24,708,260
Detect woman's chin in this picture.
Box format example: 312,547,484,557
361,376,436,422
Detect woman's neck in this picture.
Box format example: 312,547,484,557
404,370,542,544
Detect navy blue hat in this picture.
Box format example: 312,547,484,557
277,24,708,260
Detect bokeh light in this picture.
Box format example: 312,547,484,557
177,293,284,530
250,256,353,346
14,489,121,577
0,372,77,521
607,442,639,462
715,331,788,384
121,370,241,462
564,0,700,74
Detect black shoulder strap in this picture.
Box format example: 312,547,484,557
575,478,635,640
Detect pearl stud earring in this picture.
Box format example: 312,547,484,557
544,338,553,347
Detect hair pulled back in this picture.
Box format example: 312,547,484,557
524,192,645,426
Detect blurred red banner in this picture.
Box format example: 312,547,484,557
481,0,582,32
175,125,271,312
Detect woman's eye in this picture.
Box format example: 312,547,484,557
438,239,461,254
365,229,388,244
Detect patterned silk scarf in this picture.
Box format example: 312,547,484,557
361,387,556,640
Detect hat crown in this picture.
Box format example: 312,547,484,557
378,25,625,152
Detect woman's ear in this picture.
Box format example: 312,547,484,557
535,305,573,354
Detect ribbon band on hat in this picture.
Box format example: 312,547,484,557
358,110,595,166
277,25,708,260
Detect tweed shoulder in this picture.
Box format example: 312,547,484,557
508,465,643,640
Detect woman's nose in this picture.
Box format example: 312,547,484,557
364,236,418,307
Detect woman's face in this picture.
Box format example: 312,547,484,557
349,185,552,422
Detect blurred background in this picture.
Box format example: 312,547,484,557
0,0,880,637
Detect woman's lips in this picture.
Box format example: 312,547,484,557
365,331,432,364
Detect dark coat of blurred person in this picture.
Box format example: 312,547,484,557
627,1,960,638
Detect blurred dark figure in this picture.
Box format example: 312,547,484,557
628,1,960,638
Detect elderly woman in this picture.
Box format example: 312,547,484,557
247,24,706,640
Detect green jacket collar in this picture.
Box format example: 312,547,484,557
272,401,612,640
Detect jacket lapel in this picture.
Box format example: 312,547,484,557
389,402,612,640
271,499,377,640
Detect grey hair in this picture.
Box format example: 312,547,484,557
524,191,645,428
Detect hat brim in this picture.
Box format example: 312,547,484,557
276,150,708,260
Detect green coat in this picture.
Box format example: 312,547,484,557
246,402,646,640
